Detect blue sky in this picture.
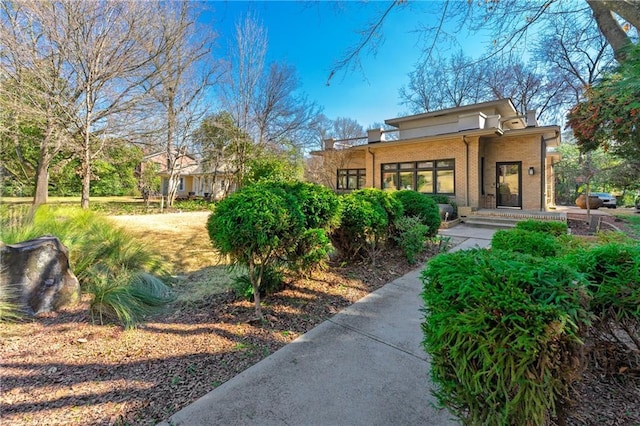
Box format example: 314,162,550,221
201,1,486,129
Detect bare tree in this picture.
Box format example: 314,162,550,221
329,0,639,84
141,1,217,206
219,13,320,187
0,1,73,207
400,51,487,113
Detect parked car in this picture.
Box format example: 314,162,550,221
591,192,617,209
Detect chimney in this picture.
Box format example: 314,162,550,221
324,138,335,150
526,110,538,127
367,128,385,143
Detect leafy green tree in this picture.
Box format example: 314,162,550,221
242,143,303,186
567,44,640,174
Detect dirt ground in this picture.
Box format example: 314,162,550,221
1,212,638,425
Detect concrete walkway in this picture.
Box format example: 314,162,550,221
159,226,495,426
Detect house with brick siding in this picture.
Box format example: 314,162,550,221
139,151,236,200
313,99,561,213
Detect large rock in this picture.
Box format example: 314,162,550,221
0,236,80,315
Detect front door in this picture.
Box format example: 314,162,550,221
496,162,522,208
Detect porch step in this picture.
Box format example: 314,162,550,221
462,216,520,229
462,210,567,229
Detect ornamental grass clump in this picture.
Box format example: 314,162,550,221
421,249,590,425
491,228,561,258
0,206,172,328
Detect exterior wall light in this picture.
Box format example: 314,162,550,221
528,166,535,176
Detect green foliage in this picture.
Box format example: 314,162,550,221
269,181,342,230
88,271,172,329
353,188,404,224
173,198,215,211
393,216,428,264
421,249,589,425
331,191,389,262
0,271,23,323
207,183,305,318
0,206,170,327
242,144,303,186
491,228,561,258
515,219,568,237
565,243,640,348
392,190,441,237
231,265,284,300
567,44,640,168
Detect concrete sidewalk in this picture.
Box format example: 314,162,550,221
159,226,495,426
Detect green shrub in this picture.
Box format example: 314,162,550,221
231,265,285,300
393,216,428,264
173,198,215,211
269,181,342,230
331,192,389,263
352,188,404,226
491,228,561,258
566,243,640,349
516,219,568,236
421,249,589,425
207,183,305,319
392,190,441,237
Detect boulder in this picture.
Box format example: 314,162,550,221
0,236,80,315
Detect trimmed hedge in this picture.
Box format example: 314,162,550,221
331,188,402,263
491,228,561,258
515,219,568,237
421,249,589,425
392,190,441,237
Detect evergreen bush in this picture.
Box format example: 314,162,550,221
330,190,391,263
421,249,589,425
566,243,640,349
516,219,568,236
491,228,561,258
393,216,428,264
391,190,441,237
207,183,305,319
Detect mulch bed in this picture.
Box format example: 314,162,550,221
1,219,638,425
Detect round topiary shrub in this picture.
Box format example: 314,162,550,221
391,190,441,237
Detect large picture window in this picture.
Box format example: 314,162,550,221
337,168,365,190
381,159,455,194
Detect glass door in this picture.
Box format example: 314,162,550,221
496,162,522,208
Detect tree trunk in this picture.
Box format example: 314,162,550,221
80,131,91,209
587,0,633,62
249,261,264,321
33,149,50,208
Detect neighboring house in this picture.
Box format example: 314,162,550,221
139,151,236,200
312,99,561,212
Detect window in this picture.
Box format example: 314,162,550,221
381,159,455,194
337,169,365,190
178,177,184,192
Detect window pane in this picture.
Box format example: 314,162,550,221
417,161,433,169
338,175,347,189
382,163,397,171
399,171,413,190
437,160,454,168
417,171,433,192
399,162,414,169
358,174,366,188
348,175,358,189
436,170,454,193
382,172,397,190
